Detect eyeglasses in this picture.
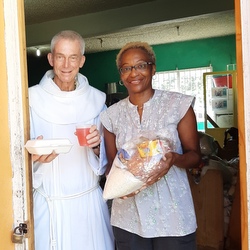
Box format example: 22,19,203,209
119,62,153,75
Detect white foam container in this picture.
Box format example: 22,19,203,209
25,139,73,155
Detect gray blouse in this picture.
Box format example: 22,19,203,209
100,89,197,237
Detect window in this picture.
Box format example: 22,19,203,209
152,66,213,131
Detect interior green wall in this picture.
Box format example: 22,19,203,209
82,35,236,92
27,35,236,93
154,35,236,72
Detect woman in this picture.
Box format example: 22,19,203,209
100,42,201,250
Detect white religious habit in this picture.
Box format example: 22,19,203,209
28,70,114,250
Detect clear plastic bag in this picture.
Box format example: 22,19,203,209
103,132,172,199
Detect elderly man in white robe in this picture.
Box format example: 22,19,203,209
28,30,114,250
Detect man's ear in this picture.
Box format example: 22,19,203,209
47,53,53,67
79,55,86,68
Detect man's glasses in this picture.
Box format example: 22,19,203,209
119,62,153,75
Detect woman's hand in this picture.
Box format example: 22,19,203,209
145,152,174,185
119,184,147,199
119,152,175,199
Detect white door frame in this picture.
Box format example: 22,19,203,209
2,0,34,248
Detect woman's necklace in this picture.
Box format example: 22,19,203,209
137,90,154,108
127,90,155,129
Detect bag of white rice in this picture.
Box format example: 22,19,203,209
103,134,172,200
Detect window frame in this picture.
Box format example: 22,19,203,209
152,66,213,131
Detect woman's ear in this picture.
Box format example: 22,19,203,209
152,64,156,75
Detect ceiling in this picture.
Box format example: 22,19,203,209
24,0,235,55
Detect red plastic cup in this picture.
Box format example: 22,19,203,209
76,124,91,146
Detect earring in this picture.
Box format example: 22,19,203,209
118,80,124,86
152,75,157,80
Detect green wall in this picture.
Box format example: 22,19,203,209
27,35,236,93
153,36,236,72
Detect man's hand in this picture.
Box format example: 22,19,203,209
32,135,59,163
86,125,101,149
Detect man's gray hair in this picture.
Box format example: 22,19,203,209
50,30,85,55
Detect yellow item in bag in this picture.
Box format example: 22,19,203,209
137,139,162,158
